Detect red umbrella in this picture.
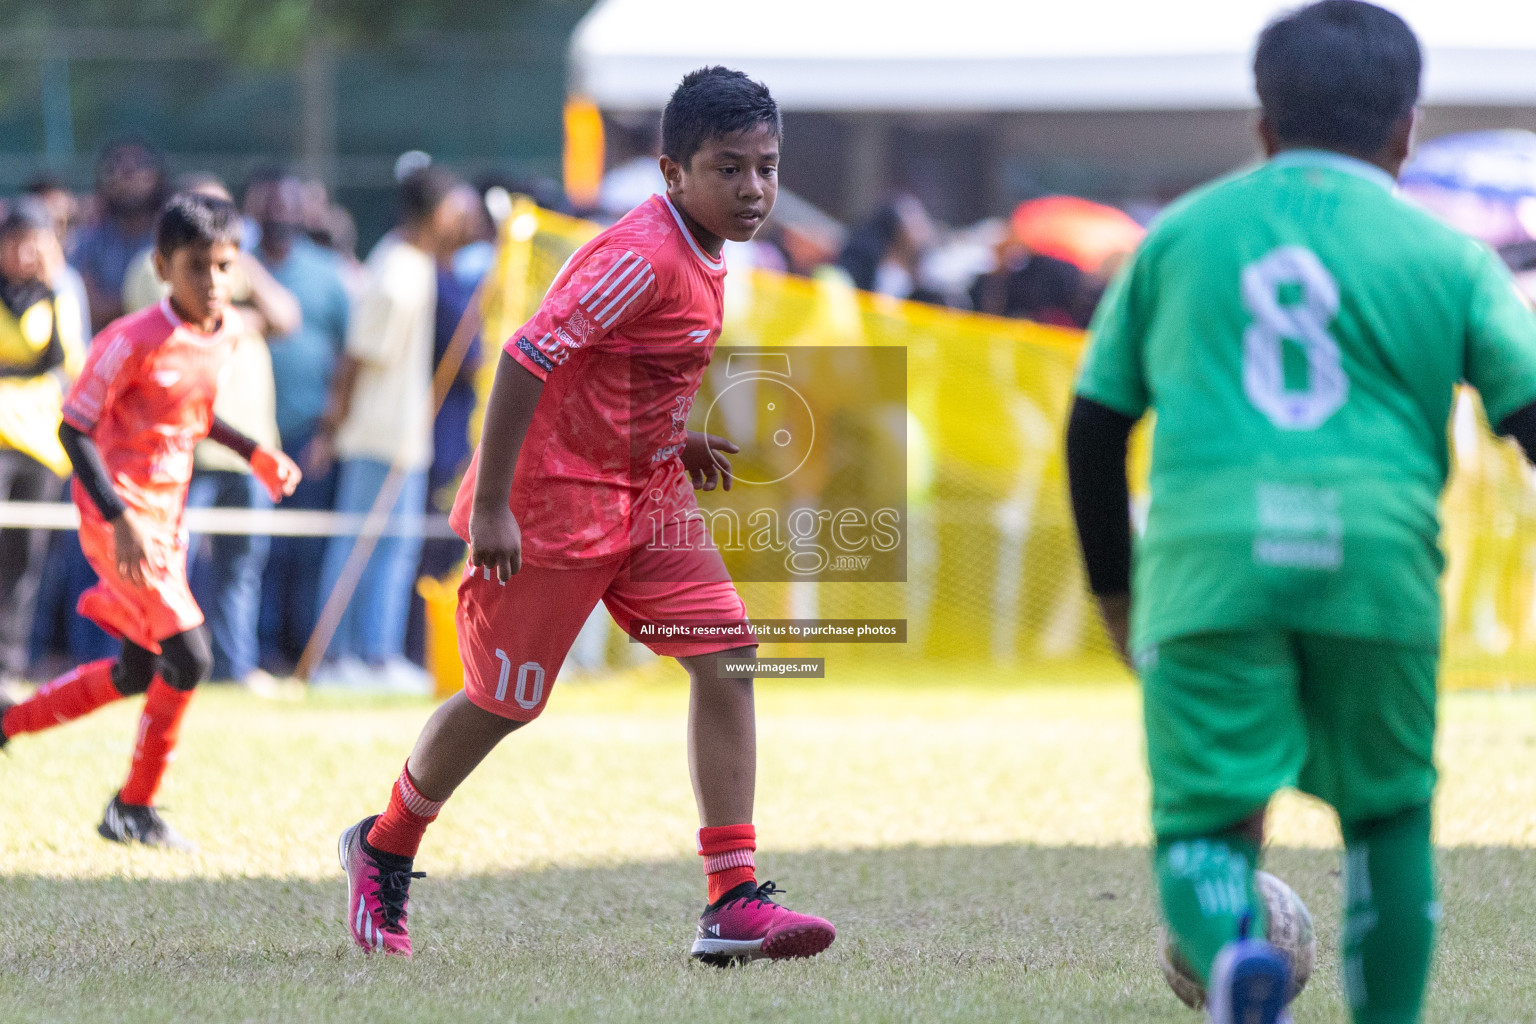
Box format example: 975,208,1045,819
1010,196,1144,274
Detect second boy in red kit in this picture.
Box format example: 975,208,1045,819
340,66,836,964
0,193,301,849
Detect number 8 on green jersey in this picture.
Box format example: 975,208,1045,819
1079,150,1536,662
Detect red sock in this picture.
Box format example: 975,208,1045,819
1,659,121,739
366,765,445,859
699,823,757,903
119,679,193,806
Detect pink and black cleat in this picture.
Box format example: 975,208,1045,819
690,880,836,967
339,815,424,956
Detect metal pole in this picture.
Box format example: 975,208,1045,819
294,279,488,682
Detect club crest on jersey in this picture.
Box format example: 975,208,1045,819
559,309,595,347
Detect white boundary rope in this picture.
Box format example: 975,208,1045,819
0,500,458,538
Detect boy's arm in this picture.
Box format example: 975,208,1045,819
58,419,158,586
207,416,301,501
467,351,544,581
1066,245,1150,667
1064,395,1137,665
207,417,259,462
58,420,125,523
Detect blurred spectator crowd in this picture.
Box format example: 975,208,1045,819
0,135,1151,695
11,131,1529,693
0,139,497,693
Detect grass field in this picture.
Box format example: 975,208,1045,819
3,664,1536,1023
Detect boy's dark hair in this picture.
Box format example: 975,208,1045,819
155,191,242,259
661,66,781,167
1254,0,1420,156
399,166,461,227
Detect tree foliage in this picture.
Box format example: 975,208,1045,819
0,0,584,64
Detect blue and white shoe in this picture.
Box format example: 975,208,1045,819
1206,937,1292,1024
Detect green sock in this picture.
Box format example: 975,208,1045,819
1341,803,1437,1024
1154,830,1267,982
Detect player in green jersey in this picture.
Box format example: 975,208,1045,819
1066,3,1536,1022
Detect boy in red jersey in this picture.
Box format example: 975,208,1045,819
0,193,300,849
340,67,836,963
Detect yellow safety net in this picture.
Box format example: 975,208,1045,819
465,197,1536,689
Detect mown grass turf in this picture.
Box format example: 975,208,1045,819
3,665,1535,1022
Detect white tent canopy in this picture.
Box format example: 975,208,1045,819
571,0,1536,111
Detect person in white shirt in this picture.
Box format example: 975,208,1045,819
310,166,467,680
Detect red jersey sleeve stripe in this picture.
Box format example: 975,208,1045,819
578,251,642,306
581,255,651,320
591,262,654,323
597,268,655,328
62,331,134,430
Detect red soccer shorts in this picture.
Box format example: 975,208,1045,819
455,542,754,721
74,491,201,654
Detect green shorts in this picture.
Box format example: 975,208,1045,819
1142,630,1437,838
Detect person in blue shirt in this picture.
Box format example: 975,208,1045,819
245,169,352,672
71,140,169,336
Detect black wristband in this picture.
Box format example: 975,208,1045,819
208,417,260,462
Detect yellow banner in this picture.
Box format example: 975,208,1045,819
474,199,1536,688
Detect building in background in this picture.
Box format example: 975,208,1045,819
571,0,1536,224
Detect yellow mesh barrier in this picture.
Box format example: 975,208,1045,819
471,200,1536,688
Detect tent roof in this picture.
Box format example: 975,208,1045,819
571,0,1536,111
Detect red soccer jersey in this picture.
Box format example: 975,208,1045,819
451,193,727,566
63,299,238,527
61,299,239,650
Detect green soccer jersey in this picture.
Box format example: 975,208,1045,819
1077,149,1536,651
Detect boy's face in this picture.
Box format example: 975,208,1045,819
664,122,780,245
154,240,239,326
0,227,45,283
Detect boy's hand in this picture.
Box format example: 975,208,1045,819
251,445,302,502
468,503,523,582
111,508,160,588
681,431,739,491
